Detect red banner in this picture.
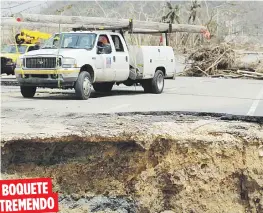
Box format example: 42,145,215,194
0,178,58,213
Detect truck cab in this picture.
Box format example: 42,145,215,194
1,44,37,75
15,30,176,100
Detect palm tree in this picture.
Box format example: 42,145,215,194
161,2,180,24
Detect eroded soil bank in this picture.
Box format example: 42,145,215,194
1,113,263,213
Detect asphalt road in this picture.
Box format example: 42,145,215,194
1,77,263,116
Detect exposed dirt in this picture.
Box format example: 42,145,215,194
1,113,263,213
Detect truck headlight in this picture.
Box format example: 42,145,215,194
62,57,77,68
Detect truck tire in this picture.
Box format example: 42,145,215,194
142,70,164,94
93,82,114,92
75,71,92,100
20,86,36,98
141,81,151,93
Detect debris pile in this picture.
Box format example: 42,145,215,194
184,44,235,77
183,44,263,79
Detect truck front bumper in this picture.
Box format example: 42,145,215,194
15,68,79,88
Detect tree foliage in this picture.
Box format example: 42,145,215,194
161,2,180,24
188,0,201,24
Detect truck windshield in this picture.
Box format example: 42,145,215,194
42,33,97,49
2,45,27,54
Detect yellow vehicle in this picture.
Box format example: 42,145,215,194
1,44,37,75
15,29,51,45
1,43,37,61
1,44,36,75
1,29,51,75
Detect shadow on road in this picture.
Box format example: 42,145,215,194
16,89,146,100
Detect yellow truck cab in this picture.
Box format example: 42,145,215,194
2,44,37,62
1,44,37,75
1,29,51,75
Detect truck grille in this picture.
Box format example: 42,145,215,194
25,57,60,69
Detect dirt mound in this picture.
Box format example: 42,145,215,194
1,114,263,213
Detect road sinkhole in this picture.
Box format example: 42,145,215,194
1,114,263,213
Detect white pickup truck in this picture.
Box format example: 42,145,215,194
15,30,176,100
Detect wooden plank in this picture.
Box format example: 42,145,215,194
14,13,208,33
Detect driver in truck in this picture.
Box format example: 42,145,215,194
97,35,111,53
98,35,109,46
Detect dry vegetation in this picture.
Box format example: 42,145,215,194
185,44,235,76
182,44,263,79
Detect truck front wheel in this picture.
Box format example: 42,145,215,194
75,71,92,100
20,86,36,98
93,82,114,92
142,70,164,94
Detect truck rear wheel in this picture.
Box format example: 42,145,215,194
93,82,114,92
20,86,36,98
75,71,92,100
142,70,164,94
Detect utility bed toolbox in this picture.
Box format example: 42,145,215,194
128,45,175,79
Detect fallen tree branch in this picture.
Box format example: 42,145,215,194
237,70,263,77
204,50,227,72
211,74,243,79
241,74,263,79
194,66,209,76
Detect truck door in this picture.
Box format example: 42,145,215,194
95,34,115,82
110,35,129,81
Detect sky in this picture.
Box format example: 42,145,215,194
1,1,51,16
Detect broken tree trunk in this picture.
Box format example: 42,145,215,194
14,13,208,34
